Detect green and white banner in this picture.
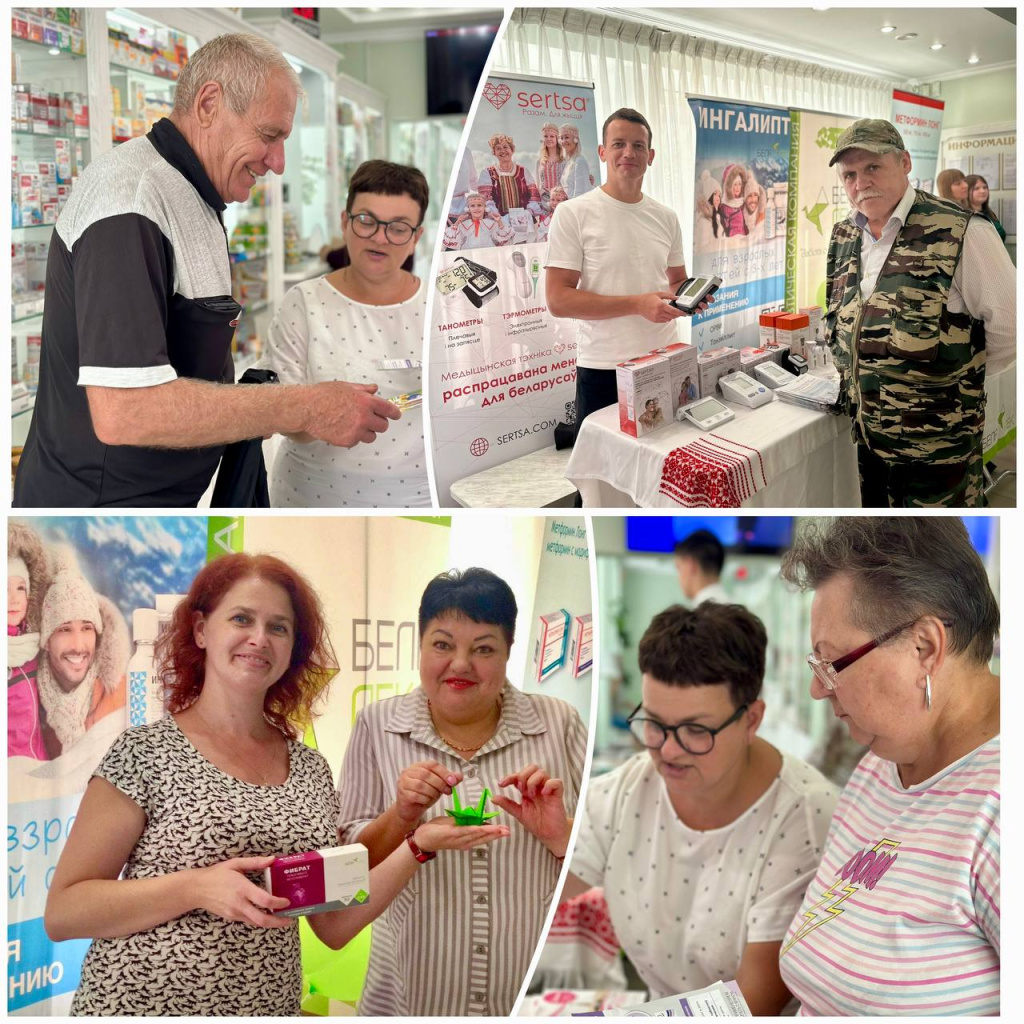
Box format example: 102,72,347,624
784,110,857,315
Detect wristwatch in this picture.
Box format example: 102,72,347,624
404,829,436,863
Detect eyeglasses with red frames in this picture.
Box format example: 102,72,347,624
807,617,954,691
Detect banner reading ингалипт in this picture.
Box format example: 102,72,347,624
687,99,791,352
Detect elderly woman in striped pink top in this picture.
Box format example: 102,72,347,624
778,517,1000,1016
336,567,587,1016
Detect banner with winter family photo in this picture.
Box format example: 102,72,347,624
7,516,210,1015
784,110,857,316
429,73,599,504
687,99,791,352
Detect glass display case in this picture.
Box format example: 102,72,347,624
336,79,387,216
11,7,92,451
281,55,332,273
105,7,192,145
390,114,465,255
224,180,272,374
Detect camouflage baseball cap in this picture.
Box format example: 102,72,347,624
829,119,906,167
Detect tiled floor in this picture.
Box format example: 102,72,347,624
987,440,1016,508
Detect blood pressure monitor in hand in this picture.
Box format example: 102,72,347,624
676,396,735,431
670,275,722,314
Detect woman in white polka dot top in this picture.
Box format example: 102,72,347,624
259,161,431,507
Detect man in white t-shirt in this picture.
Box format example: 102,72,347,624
545,107,707,444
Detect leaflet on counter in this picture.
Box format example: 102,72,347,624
572,980,751,1017
774,372,840,411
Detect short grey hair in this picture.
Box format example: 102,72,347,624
780,517,999,665
173,33,300,118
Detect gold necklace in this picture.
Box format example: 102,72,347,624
427,697,502,754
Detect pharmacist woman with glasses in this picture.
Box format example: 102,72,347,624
778,517,1000,1016
256,159,431,508
558,601,838,1015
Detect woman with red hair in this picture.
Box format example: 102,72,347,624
45,553,508,1016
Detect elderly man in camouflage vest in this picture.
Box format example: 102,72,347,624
825,119,1015,508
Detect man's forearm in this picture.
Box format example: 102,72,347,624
548,285,640,321
87,377,313,448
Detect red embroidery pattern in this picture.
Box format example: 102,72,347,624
659,433,769,507
546,888,620,960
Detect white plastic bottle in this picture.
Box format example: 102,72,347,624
764,185,776,239
127,608,161,727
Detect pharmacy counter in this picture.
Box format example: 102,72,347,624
566,397,860,508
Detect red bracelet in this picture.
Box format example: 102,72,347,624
405,829,436,863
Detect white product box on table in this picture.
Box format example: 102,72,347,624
650,342,700,414
775,313,811,358
799,305,823,342
697,346,741,399
616,353,672,437
739,346,783,373
758,311,788,347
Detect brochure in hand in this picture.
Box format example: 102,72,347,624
572,980,751,1017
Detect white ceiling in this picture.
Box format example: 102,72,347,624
315,7,502,45
613,7,1016,82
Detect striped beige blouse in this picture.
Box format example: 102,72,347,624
337,682,588,1016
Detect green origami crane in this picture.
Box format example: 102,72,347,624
445,786,500,826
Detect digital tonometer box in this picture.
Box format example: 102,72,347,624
264,844,369,918
650,342,700,415
615,353,671,438
697,346,741,399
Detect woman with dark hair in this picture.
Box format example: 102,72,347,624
337,567,588,1015
778,517,1000,1016
965,174,1006,241
258,159,431,508
559,602,838,1015
44,554,506,1016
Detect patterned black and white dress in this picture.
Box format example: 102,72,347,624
70,715,338,1016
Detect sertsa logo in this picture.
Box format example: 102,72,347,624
483,83,511,110
470,437,489,456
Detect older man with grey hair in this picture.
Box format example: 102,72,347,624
15,33,400,508
825,118,1015,509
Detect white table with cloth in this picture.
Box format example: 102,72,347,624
565,397,861,508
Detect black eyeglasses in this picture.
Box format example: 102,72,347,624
349,211,420,245
626,702,749,755
807,617,953,691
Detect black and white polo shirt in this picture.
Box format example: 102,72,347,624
13,118,240,507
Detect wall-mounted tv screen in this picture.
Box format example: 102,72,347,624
426,25,499,116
